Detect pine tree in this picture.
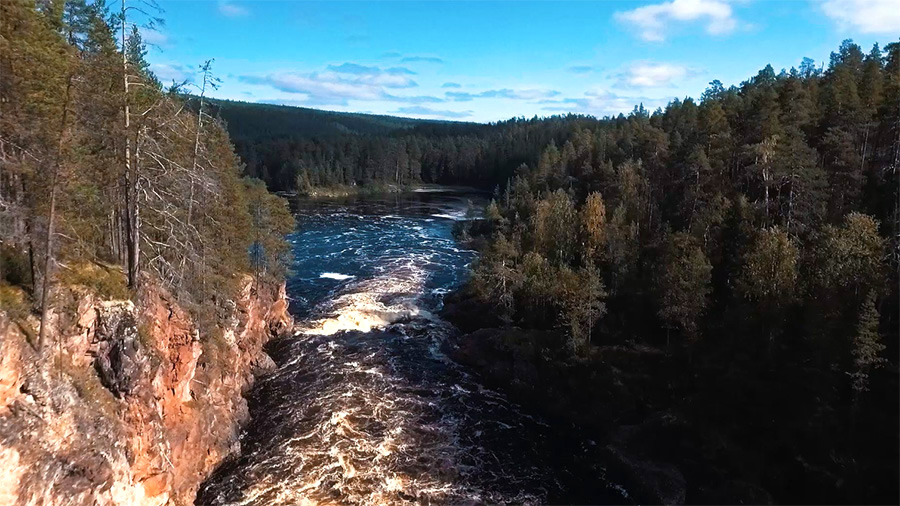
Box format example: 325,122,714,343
657,232,712,346
772,126,826,234
848,291,885,395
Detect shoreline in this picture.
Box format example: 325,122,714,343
278,183,490,199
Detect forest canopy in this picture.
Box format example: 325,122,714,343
453,39,898,504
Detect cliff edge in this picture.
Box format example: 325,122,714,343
0,271,291,505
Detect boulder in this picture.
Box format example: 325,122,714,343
92,305,145,398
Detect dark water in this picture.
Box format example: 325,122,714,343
197,190,627,505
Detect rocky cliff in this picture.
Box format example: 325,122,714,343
0,273,291,506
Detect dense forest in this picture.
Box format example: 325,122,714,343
212,96,596,191
449,40,898,503
215,38,900,502
0,0,293,341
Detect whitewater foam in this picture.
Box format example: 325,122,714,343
198,194,627,506
303,263,428,336
320,272,355,280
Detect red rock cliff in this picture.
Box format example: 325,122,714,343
0,274,291,505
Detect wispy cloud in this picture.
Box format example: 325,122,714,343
541,89,672,117
615,0,737,42
821,0,900,34
239,63,419,106
218,0,249,18
345,34,370,44
442,82,462,88
446,88,560,102
567,65,595,74
617,62,697,88
384,94,445,104
394,106,472,119
150,63,193,84
326,63,416,76
140,27,171,48
400,55,444,64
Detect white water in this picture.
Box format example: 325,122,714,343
320,272,355,281
197,193,625,505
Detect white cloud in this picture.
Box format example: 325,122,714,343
446,88,560,102
401,56,445,64
619,62,695,87
384,94,444,104
542,89,673,118
394,106,472,119
240,63,420,106
615,0,737,42
821,0,900,34
243,74,381,102
140,28,170,48
326,63,415,76
150,63,193,84
568,65,595,74
218,1,249,17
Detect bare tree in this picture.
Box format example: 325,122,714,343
38,75,75,351
187,59,220,231
118,0,163,288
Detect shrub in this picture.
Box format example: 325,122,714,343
0,283,31,320
57,263,130,300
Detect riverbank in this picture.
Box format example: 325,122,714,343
0,268,291,506
284,183,490,199
296,182,406,198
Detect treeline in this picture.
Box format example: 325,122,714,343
465,40,898,502
215,97,599,191
0,0,293,347
209,98,432,141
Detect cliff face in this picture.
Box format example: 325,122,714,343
0,275,291,506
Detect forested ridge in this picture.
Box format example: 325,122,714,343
0,0,293,343
444,40,899,503
208,98,443,141
214,96,595,191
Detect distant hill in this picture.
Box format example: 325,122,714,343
195,97,591,192
198,97,513,190
206,98,466,141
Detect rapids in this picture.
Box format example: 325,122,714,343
197,190,627,505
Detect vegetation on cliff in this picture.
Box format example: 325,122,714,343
0,3,295,503
0,0,293,347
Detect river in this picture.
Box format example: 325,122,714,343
196,189,628,505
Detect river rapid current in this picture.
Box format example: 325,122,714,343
197,190,627,505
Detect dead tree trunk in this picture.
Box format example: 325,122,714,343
38,76,74,352
121,0,138,288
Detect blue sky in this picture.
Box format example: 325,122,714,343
142,0,899,123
